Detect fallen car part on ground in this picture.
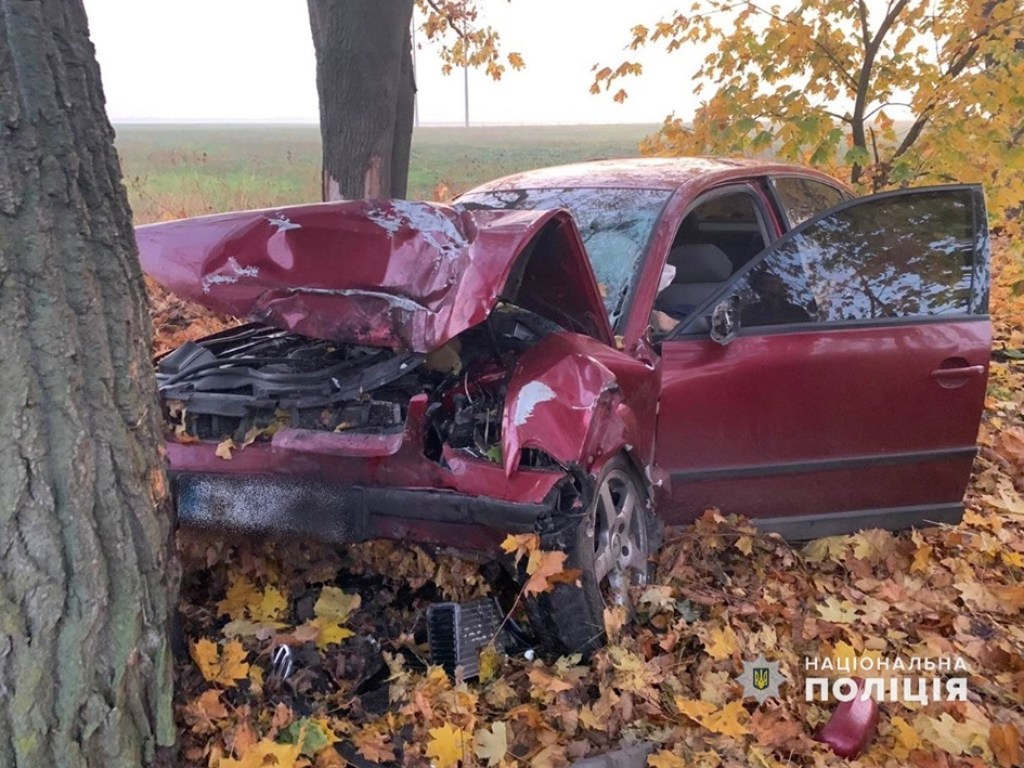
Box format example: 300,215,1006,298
426,599,509,678
815,677,880,758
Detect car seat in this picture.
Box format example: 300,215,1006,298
654,243,733,318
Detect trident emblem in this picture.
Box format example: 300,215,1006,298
736,656,783,704
753,667,770,691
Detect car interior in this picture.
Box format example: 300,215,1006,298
654,191,768,320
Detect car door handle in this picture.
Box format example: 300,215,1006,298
930,364,985,380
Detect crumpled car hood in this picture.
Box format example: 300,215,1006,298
137,199,612,352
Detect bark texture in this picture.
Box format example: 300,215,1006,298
308,0,417,200
0,2,176,766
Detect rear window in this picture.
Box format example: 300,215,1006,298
771,177,849,227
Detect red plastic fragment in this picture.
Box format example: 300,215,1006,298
815,677,879,758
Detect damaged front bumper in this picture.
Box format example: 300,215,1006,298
166,389,578,551
175,473,552,551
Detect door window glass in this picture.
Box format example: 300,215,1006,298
772,177,849,227
731,188,978,327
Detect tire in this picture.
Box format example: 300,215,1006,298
529,455,660,655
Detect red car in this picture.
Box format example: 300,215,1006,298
139,158,990,652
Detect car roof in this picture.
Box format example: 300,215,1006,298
463,156,844,193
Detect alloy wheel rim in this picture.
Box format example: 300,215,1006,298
591,468,649,607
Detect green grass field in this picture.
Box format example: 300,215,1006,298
115,123,656,224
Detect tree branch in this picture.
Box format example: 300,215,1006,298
849,0,911,182
862,101,912,120
424,0,467,38
1010,121,1024,149
890,20,988,163
857,0,871,48
744,1,861,92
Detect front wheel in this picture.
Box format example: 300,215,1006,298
529,456,659,655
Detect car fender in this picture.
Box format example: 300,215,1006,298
502,333,639,478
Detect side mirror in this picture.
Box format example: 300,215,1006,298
709,296,740,345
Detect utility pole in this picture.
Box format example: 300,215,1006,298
463,21,469,127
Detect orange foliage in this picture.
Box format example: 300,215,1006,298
146,276,235,357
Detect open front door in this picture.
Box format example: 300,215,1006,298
654,185,990,537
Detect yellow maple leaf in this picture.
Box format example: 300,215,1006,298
816,596,860,624
1001,550,1024,568
248,664,265,691
314,586,360,622
218,574,262,620
309,617,355,648
675,698,749,736
702,700,751,737
190,638,250,687
648,751,688,768
702,625,739,660
956,581,1002,612
219,737,302,768
474,721,508,767
523,548,568,595
531,744,568,768
190,638,220,681
528,666,573,694
500,533,539,565
251,585,288,623
914,712,991,759
426,723,469,768
803,536,848,562
890,715,921,759
479,643,501,684
850,528,894,563
910,544,933,573
675,698,717,721
217,574,287,627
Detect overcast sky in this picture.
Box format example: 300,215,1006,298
82,0,702,125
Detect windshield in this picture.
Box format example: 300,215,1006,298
458,187,672,327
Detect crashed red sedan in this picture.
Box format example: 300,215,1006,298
139,158,991,652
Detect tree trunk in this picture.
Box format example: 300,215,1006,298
390,34,417,199
308,0,416,200
0,2,176,767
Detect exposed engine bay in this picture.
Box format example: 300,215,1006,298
157,306,562,468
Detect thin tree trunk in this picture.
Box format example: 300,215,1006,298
0,2,176,766
308,0,416,200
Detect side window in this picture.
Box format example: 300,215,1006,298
772,177,849,227
731,188,979,328
654,189,770,322
669,190,769,272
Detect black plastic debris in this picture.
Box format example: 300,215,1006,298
427,598,507,678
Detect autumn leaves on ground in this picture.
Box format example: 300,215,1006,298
148,237,1024,767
